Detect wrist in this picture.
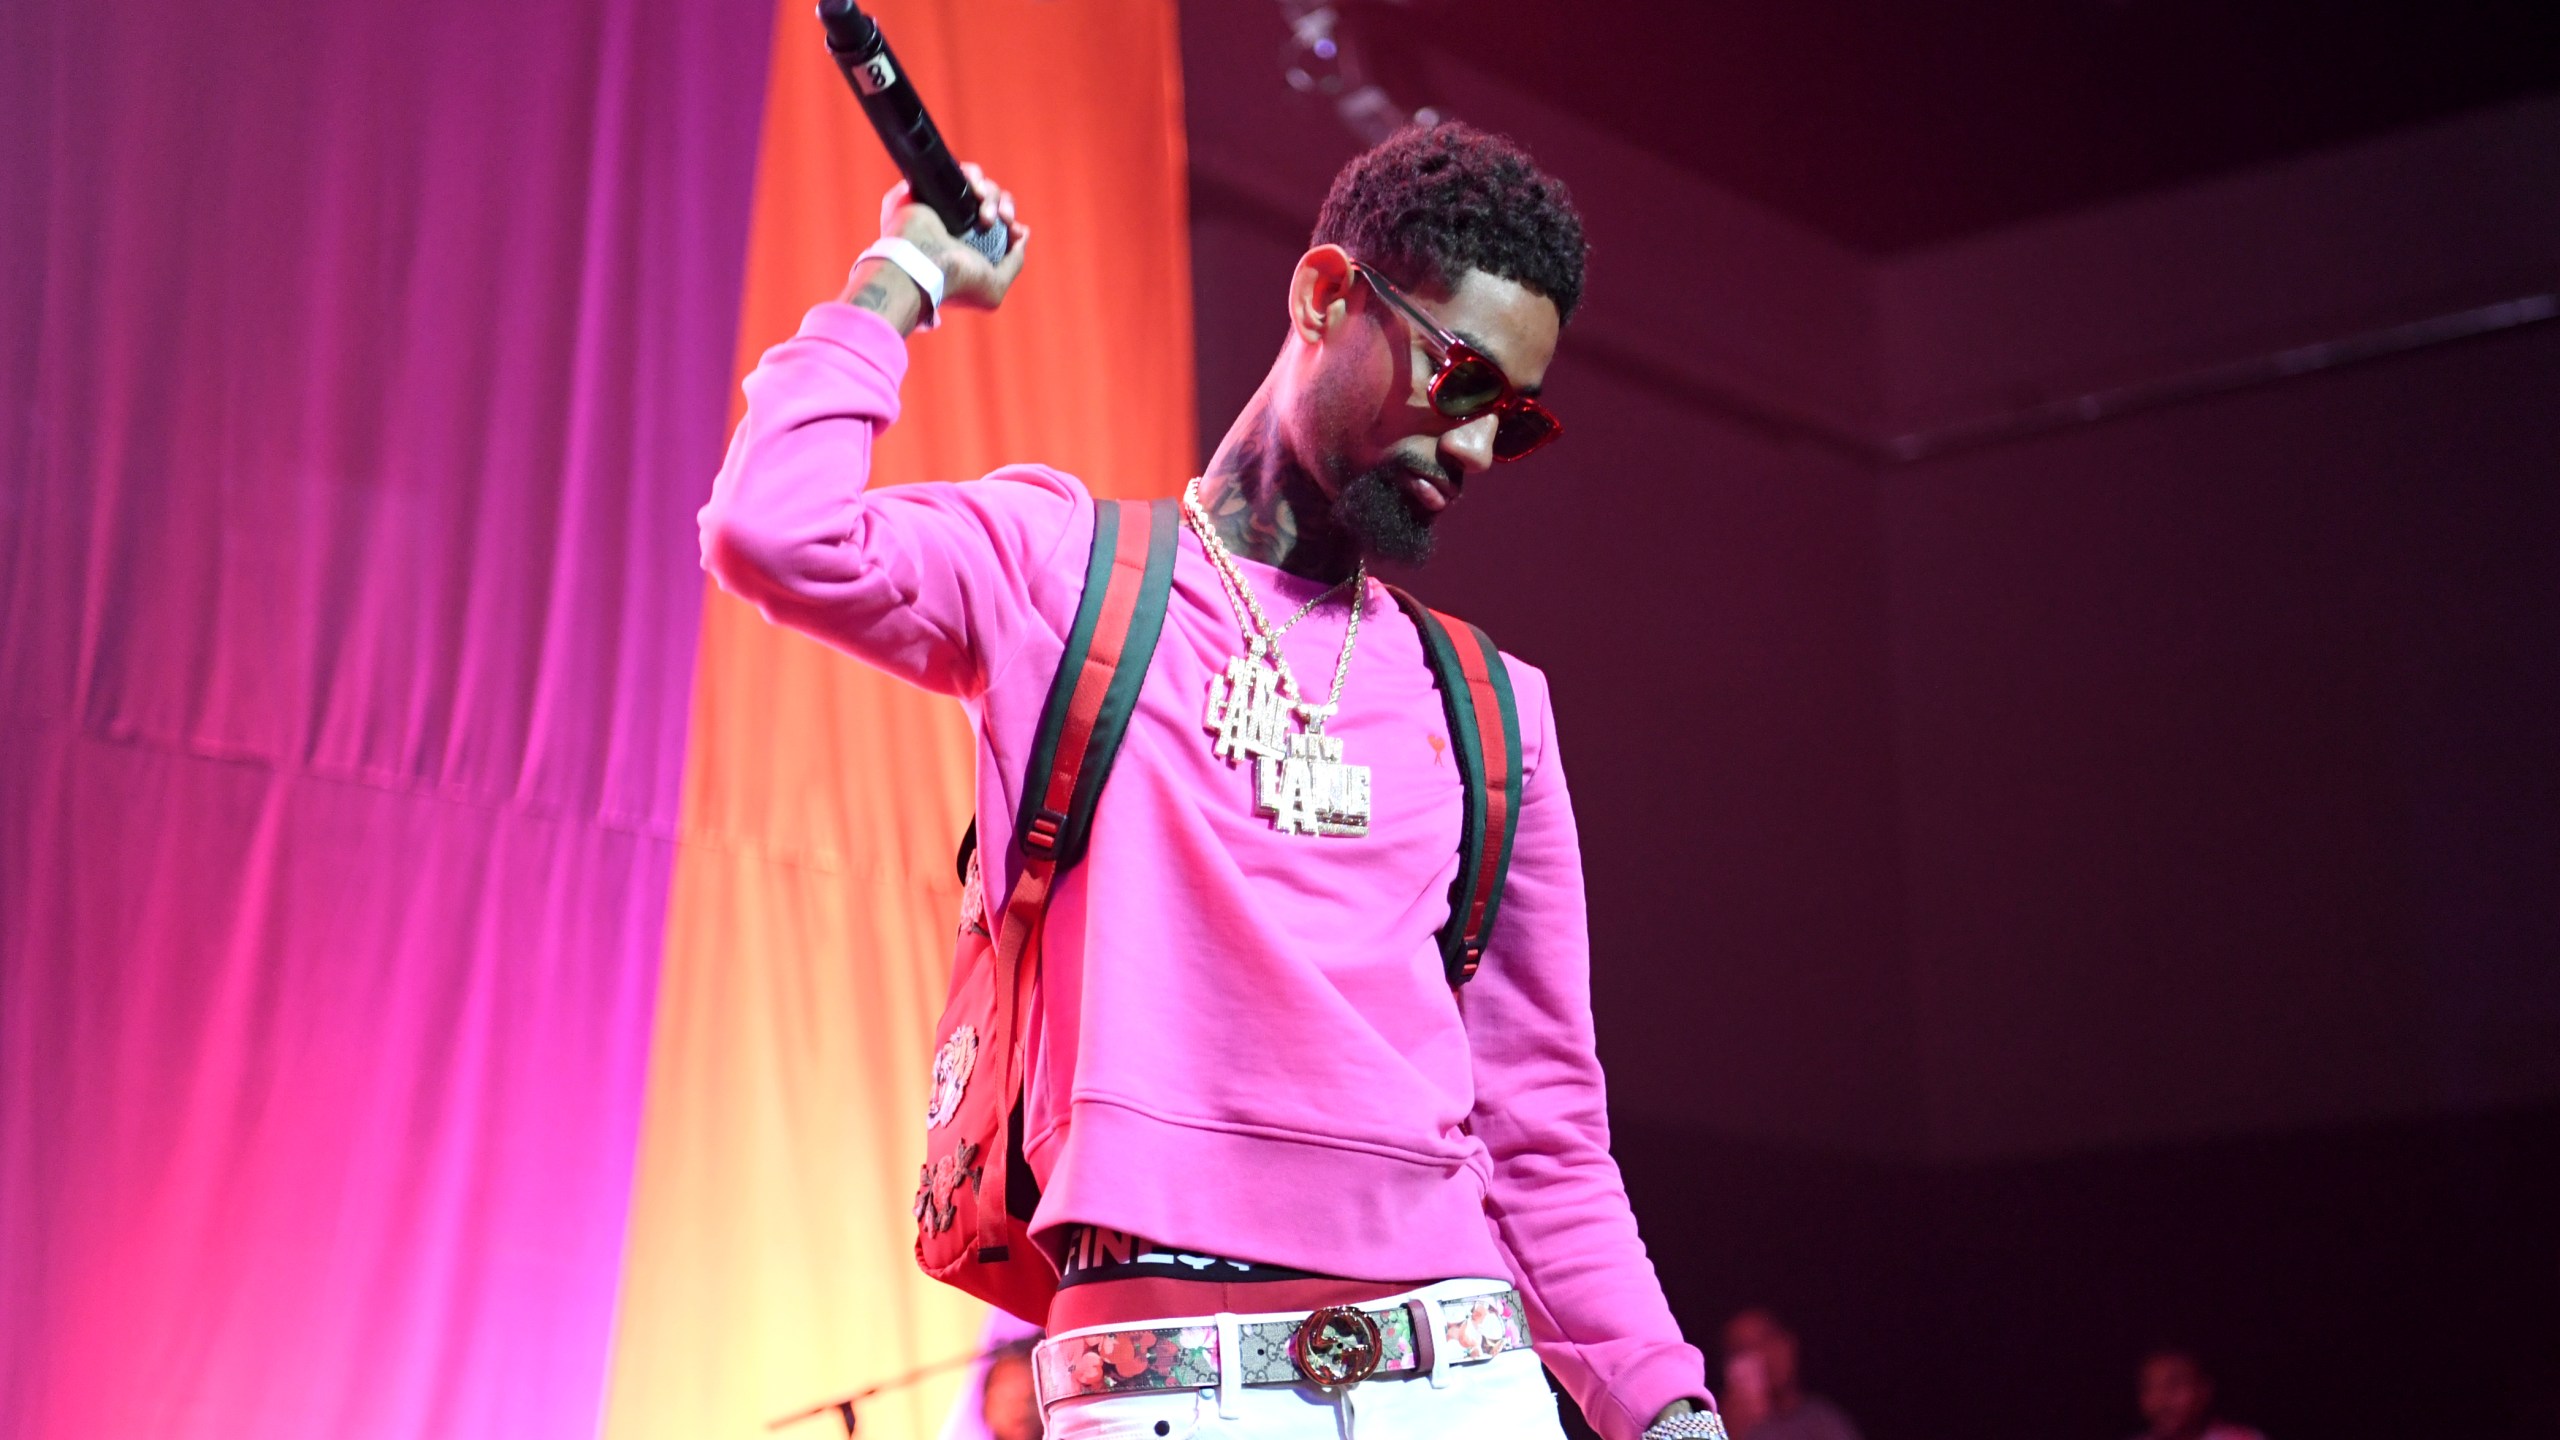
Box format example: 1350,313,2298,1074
857,235,946,332
1644,1402,1726,1440
840,257,927,336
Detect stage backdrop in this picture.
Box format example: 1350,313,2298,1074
0,0,769,1435
1,0,1190,1438
597,3,1194,1440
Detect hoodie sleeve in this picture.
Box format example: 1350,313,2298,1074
1461,659,1713,1440
697,301,1086,698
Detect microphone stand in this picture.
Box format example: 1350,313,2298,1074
769,1343,1018,1437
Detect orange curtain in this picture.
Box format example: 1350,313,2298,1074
600,4,1194,1438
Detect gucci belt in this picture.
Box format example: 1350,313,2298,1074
1032,1287,1530,1407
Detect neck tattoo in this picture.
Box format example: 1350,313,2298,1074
1183,479,1374,838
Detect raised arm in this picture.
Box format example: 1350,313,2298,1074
834,160,1031,339
698,168,1076,697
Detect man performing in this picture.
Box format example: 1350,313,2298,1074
702,123,1716,1440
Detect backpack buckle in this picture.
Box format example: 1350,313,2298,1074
1022,807,1067,858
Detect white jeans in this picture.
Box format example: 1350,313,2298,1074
1042,1314,1567,1440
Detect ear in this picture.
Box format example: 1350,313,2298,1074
1286,245,1360,345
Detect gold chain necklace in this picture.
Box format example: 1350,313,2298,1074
1183,478,1372,838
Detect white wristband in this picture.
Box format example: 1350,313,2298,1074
854,237,945,330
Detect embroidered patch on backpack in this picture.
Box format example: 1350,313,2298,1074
913,1138,985,1235
925,1024,979,1130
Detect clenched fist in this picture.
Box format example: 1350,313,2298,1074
842,162,1029,333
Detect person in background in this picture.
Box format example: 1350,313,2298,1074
980,1341,1041,1440
939,1311,1044,1440
2133,1348,2265,1440
1717,1309,1860,1440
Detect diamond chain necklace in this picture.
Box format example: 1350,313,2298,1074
1182,478,1374,837
1180,478,1364,720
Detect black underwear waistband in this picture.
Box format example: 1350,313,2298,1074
1054,1224,1336,1289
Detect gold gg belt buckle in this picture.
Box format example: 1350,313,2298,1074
1291,1305,1385,1386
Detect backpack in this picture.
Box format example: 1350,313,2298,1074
911,497,1523,1323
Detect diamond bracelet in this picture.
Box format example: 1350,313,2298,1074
1642,1411,1729,1440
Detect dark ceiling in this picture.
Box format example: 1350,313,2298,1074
1340,0,2560,253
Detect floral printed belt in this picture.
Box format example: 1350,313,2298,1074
1032,1287,1529,1406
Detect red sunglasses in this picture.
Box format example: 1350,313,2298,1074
1350,261,1563,461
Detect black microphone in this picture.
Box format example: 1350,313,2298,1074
816,0,1011,266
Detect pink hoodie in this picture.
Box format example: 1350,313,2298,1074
700,303,1709,1440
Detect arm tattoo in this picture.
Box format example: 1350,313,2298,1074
850,276,898,312
842,261,923,334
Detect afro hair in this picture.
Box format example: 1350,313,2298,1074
1310,121,1588,324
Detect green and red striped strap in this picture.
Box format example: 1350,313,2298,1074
1388,587,1523,986
993,505,1522,990
972,497,1176,1259
1015,498,1180,864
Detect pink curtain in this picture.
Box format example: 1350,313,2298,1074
0,1,769,1434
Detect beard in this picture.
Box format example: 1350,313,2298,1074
1330,458,1444,566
